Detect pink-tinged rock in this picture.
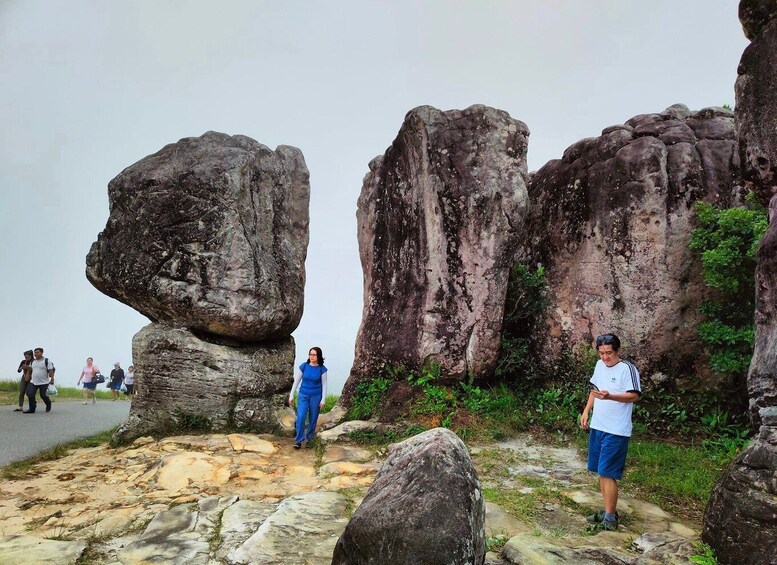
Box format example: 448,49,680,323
517,103,741,389
343,105,529,404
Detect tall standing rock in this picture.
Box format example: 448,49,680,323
702,3,777,563
87,131,309,342
516,104,741,387
342,105,529,404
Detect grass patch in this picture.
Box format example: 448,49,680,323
347,425,428,447
321,394,339,413
624,439,739,519
0,381,118,405
1,428,117,480
483,486,538,522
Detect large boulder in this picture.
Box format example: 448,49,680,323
332,427,485,565
86,131,309,342
113,323,294,444
516,104,741,387
343,104,529,404
703,5,777,562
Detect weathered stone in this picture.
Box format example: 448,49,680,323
86,131,309,342
332,428,485,565
113,323,293,444
321,445,374,464
701,7,777,564
516,104,742,388
117,495,236,564
318,420,381,442
739,0,777,39
0,535,87,564
341,104,528,403
215,500,277,562
226,492,349,565
736,13,777,205
501,533,633,564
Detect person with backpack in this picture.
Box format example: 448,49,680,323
14,350,33,412
77,357,100,405
24,347,55,413
287,346,328,449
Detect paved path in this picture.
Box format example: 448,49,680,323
0,398,131,467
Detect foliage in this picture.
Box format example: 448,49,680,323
690,195,767,378
625,438,741,516
691,541,718,565
496,265,549,383
348,376,392,420
321,394,339,414
172,409,212,432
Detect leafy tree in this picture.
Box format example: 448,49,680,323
689,194,767,376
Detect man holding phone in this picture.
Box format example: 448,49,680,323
580,333,641,532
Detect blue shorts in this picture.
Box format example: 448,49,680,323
588,429,630,480
84,381,97,390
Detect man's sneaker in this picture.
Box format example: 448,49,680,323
45,405,51,412
602,518,619,531
586,510,605,524
293,442,302,449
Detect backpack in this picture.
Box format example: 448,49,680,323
44,358,55,375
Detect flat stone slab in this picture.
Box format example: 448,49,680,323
0,535,87,564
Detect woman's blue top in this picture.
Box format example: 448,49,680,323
299,362,327,396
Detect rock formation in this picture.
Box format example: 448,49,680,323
332,427,485,565
87,131,309,342
516,103,742,387
702,3,777,563
113,325,294,443
342,104,529,405
87,132,309,442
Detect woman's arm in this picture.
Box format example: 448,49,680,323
288,368,302,404
319,372,328,407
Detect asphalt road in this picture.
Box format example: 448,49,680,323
0,398,131,467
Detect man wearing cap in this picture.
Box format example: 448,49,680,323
109,362,125,401
580,333,641,531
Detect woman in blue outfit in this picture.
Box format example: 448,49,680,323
288,346,328,449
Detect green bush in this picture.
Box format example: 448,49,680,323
348,377,391,420
690,195,767,379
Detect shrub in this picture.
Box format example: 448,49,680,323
348,376,391,420
690,195,767,380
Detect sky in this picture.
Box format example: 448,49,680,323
0,1,748,394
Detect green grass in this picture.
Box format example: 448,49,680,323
321,394,339,413
624,439,738,517
1,380,117,404
1,428,117,480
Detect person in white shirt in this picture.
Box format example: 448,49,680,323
24,347,55,414
580,333,641,531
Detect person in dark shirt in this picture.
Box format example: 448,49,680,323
109,362,125,401
14,350,33,412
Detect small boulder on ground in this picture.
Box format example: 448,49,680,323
332,427,485,565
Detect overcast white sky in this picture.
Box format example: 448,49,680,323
1,1,747,393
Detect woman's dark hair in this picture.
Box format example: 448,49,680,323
595,333,621,351
309,346,324,364
23,350,33,358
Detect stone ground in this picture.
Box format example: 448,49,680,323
0,425,701,564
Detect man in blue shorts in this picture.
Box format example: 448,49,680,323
580,333,641,531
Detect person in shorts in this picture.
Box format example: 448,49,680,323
77,357,100,404
580,333,641,531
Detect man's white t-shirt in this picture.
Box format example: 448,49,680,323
29,357,54,386
589,359,641,437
